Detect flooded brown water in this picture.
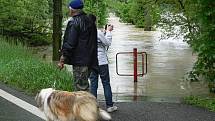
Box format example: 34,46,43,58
96,13,210,102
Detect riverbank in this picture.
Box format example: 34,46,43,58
0,37,72,95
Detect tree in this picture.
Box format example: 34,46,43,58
107,0,160,29
84,0,107,27
52,0,63,61
0,0,51,45
184,0,215,84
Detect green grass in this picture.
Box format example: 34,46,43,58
184,96,215,112
0,37,73,95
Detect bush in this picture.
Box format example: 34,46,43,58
184,96,215,112
0,0,51,46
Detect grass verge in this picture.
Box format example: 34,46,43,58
0,36,73,95
184,96,215,112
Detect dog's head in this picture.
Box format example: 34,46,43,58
35,88,55,111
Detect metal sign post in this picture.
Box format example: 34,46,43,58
133,48,138,82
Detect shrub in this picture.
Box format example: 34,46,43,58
184,96,215,112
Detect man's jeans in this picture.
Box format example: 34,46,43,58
89,64,113,107
73,66,89,91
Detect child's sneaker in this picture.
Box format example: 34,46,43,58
107,106,118,113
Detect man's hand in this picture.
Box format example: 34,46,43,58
58,56,65,70
58,62,64,70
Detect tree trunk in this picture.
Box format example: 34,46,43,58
52,0,63,61
144,9,152,31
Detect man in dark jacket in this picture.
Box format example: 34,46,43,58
58,0,98,91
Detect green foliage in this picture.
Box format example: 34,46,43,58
1,0,108,45
184,96,215,112
0,0,52,45
107,0,160,28
0,37,73,95
84,0,107,27
62,0,70,18
184,0,215,83
110,1,133,23
130,0,146,27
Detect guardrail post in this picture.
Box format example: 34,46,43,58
133,48,137,82
116,49,147,81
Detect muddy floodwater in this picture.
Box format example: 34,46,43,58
98,14,210,102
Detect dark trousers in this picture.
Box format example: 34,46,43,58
89,64,113,107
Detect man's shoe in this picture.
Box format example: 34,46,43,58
107,106,118,113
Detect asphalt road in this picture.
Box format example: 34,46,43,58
0,97,44,121
1,82,215,121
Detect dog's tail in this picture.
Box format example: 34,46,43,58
99,108,112,120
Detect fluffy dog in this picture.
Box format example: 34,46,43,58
35,88,111,121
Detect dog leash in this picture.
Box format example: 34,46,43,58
52,62,64,88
